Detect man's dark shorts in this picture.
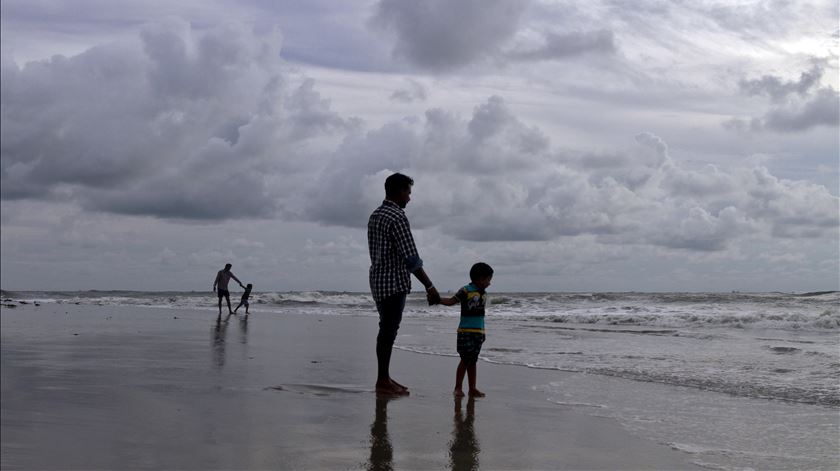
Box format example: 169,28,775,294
217,289,230,299
457,331,485,364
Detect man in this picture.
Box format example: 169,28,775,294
213,263,244,316
368,173,440,395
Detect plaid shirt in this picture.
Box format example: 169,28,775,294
368,200,423,302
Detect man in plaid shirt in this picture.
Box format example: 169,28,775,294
368,173,440,395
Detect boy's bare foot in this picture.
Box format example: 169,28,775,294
453,389,465,397
468,389,485,397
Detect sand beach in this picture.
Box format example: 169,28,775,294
0,302,710,470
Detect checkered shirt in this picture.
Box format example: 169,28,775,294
368,200,422,302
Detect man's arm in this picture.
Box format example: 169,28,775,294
391,217,440,304
412,267,440,305
230,272,244,288
213,271,219,291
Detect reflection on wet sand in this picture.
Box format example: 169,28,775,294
367,396,395,471
212,313,250,368
212,314,231,368
237,313,248,344
449,396,480,471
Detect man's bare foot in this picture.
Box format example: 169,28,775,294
376,380,409,396
468,389,485,397
453,389,465,397
390,378,409,392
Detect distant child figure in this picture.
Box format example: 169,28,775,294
234,283,253,314
439,262,493,398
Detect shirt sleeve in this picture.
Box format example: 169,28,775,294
455,287,468,303
391,215,422,272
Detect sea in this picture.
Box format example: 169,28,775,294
2,289,838,470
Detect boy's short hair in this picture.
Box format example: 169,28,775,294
384,173,414,197
469,262,494,282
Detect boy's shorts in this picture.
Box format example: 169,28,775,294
456,331,485,364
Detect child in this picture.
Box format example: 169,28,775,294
439,262,493,398
233,283,253,314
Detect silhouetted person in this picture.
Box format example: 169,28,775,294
368,173,440,395
439,263,494,397
366,396,395,471
213,263,244,315
449,396,480,471
234,283,253,314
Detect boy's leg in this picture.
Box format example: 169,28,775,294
233,301,241,313
454,359,467,397
467,333,486,397
466,361,484,397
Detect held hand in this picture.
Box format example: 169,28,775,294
426,287,441,306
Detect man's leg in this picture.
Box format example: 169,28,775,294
375,293,407,394
218,294,223,315
225,294,233,314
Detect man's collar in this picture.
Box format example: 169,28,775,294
382,199,402,209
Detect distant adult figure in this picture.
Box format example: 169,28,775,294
368,173,440,395
213,263,244,316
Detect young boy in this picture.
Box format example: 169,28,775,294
233,283,253,314
439,262,493,398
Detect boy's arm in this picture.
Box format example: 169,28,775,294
439,296,458,306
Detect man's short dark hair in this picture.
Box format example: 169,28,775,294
384,173,414,197
469,262,494,282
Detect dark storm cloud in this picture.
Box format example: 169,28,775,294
371,0,617,71
506,30,616,61
372,0,528,71
389,79,427,102
738,62,824,102
2,18,836,252
725,63,840,134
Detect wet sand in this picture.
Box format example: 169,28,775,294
1,304,701,470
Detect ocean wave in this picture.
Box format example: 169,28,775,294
3,290,837,330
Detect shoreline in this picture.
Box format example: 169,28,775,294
1,303,709,470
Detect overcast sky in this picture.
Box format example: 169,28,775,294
1,0,838,292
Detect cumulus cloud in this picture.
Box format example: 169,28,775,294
0,20,354,219
303,96,837,251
